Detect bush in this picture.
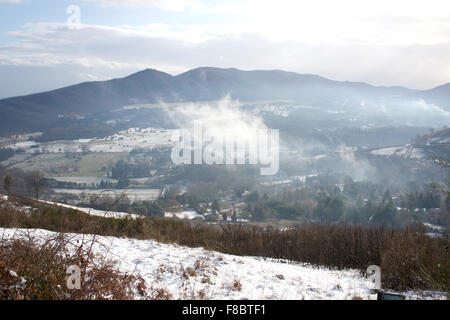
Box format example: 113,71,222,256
0,234,141,300
1,195,449,293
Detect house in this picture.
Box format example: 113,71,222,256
219,209,233,216
219,209,233,221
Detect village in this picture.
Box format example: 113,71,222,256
163,190,251,223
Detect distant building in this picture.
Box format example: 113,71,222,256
219,209,233,221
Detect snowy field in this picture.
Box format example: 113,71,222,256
369,145,425,159
4,127,175,154
164,210,205,220
260,174,319,186
1,227,446,300
38,199,140,219
53,188,161,203
0,153,34,167
51,176,118,185
1,194,138,219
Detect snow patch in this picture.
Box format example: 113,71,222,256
1,227,446,300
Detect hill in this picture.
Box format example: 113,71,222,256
3,67,448,135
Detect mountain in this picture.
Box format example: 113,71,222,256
0,67,448,134
417,83,450,107
0,69,178,134
368,127,450,162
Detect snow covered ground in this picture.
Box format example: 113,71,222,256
370,146,409,156
2,193,199,221
0,193,139,219
51,176,118,185
53,188,161,203
260,174,319,186
164,210,205,220
0,195,37,215
38,199,140,219
3,127,175,154
369,145,425,160
0,227,446,300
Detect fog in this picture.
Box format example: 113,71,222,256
153,94,444,184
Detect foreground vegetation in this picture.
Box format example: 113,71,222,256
0,235,142,300
1,195,448,295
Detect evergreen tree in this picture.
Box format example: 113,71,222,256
3,175,13,194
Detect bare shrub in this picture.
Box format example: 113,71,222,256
1,195,448,292
182,267,197,279
197,289,206,300
233,279,242,291
148,286,173,300
0,234,140,300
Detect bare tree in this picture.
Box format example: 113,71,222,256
26,171,47,200
3,175,13,195
430,158,450,197
429,158,449,228
81,143,90,155
165,199,183,213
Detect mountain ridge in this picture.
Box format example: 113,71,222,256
0,67,448,134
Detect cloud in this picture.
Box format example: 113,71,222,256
78,0,204,11
0,4,449,98
165,95,267,131
165,96,280,174
414,99,450,117
208,0,450,46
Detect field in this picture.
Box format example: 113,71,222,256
1,127,175,180
8,152,126,177
5,128,174,154
52,188,161,203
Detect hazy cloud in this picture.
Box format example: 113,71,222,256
79,0,204,11
0,1,449,97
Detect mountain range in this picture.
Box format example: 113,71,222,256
0,67,449,134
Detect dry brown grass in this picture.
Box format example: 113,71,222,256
232,279,242,291
0,233,141,300
1,194,449,293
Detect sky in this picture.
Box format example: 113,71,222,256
0,0,449,98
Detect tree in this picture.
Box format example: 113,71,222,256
148,201,163,216
165,199,182,213
211,199,220,214
430,159,450,201
26,171,46,199
382,190,393,205
111,160,130,179
164,185,181,200
232,210,237,222
314,194,344,223
81,143,90,154
373,194,397,227
117,178,130,188
430,158,450,228
245,191,259,202
252,204,268,221
3,175,13,194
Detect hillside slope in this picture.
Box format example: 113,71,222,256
368,127,450,161
2,227,446,300
3,67,445,134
